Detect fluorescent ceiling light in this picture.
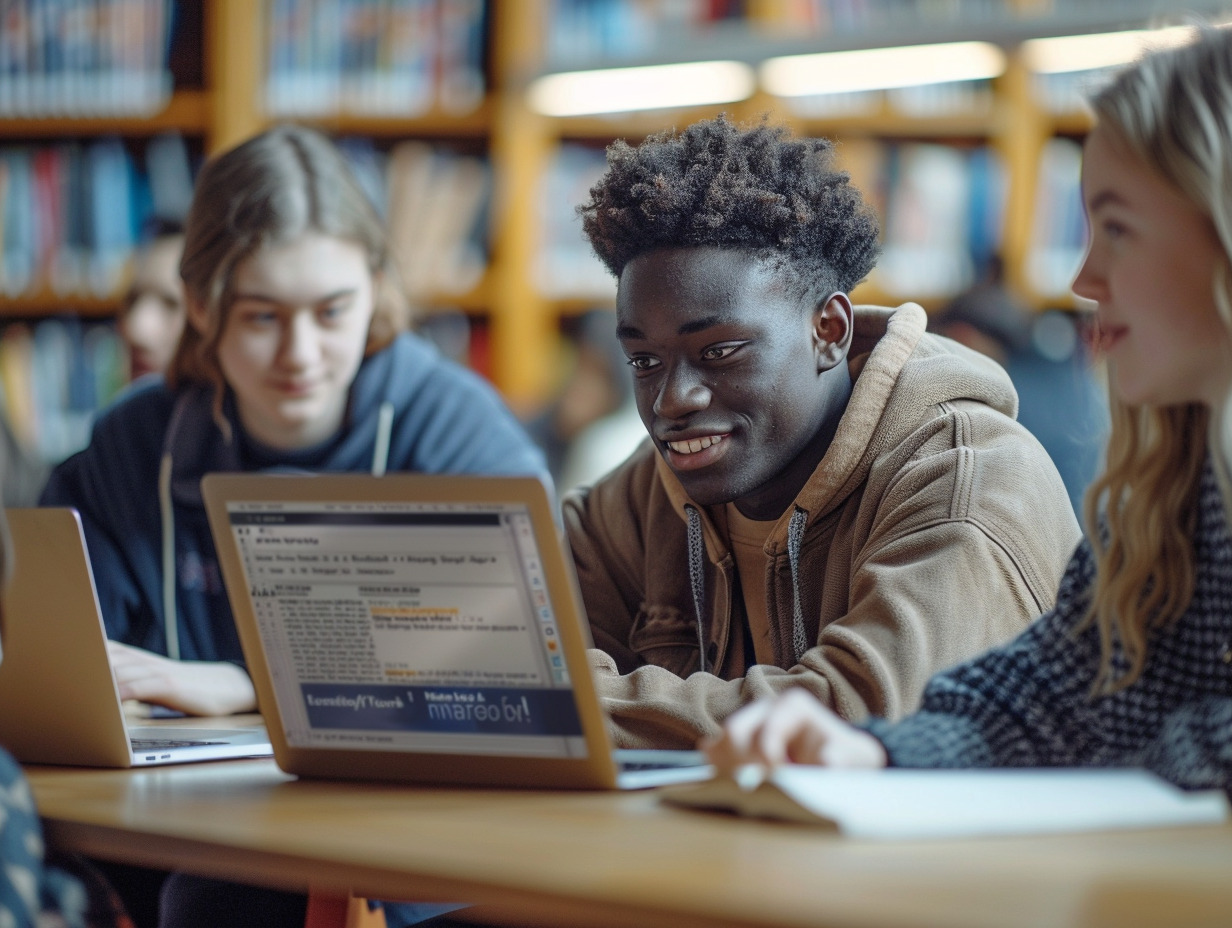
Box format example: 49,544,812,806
528,61,755,117
1023,26,1196,74
760,42,1006,97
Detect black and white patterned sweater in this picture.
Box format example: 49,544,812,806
865,458,1232,791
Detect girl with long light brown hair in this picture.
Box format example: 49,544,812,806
705,25,1232,788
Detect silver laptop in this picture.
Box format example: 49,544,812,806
201,472,712,790
0,508,273,767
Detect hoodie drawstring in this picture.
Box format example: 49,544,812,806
786,506,809,663
157,393,194,661
157,396,395,663
685,503,811,672
684,504,707,674
372,401,394,476
158,451,180,661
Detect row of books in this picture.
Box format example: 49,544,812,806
1026,137,1085,300
1,128,1080,312
335,137,491,308
0,127,490,308
535,144,612,300
265,0,487,117
850,140,1008,300
748,0,1034,34
545,0,734,65
0,318,127,465
0,132,194,300
1032,68,1114,115
542,0,1125,66
0,0,174,116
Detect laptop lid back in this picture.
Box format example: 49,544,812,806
0,508,133,766
203,472,623,789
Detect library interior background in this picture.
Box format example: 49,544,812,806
1,0,1222,504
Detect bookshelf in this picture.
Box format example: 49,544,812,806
1,0,1220,433
514,0,1232,398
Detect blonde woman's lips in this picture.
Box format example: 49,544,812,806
1097,324,1128,354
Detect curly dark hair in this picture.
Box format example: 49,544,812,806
580,114,880,300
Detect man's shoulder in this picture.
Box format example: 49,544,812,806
870,392,1079,549
880,390,1063,492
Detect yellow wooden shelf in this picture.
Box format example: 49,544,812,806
414,276,492,313
0,292,121,319
547,295,617,317
549,102,746,141
1048,110,1095,136
0,90,210,138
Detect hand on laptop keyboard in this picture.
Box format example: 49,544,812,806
107,641,258,716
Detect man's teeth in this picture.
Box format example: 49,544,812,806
668,435,724,454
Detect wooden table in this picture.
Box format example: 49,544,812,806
23,754,1232,928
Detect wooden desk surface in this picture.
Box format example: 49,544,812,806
24,752,1232,928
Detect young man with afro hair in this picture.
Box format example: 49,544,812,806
564,115,1082,749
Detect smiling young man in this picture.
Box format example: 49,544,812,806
564,116,1083,749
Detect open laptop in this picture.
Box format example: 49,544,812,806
201,472,712,790
0,508,273,767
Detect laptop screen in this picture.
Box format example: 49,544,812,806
224,499,588,758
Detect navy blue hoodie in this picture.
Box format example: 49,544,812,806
40,332,548,665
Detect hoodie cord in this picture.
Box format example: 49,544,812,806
157,397,394,664
684,505,707,674
372,401,394,476
157,393,194,662
158,451,180,661
786,507,809,663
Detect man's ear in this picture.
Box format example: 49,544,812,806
811,292,853,372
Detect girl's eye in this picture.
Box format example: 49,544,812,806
701,343,741,361
626,356,660,372
1101,220,1127,240
239,309,278,326
319,302,349,322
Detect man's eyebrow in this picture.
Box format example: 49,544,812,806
677,315,724,336
616,314,728,341
616,324,644,341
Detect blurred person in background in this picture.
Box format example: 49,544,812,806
930,259,1109,518
118,219,187,381
0,409,47,506
527,307,645,491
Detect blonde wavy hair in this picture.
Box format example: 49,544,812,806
168,125,407,424
1078,26,1232,694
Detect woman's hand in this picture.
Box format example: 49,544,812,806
702,688,888,775
106,641,258,716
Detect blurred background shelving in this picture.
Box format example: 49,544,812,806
1,0,1226,466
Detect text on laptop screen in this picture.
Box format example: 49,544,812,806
226,500,588,758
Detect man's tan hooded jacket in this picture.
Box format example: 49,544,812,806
563,304,1083,749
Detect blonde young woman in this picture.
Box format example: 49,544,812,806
706,26,1232,788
